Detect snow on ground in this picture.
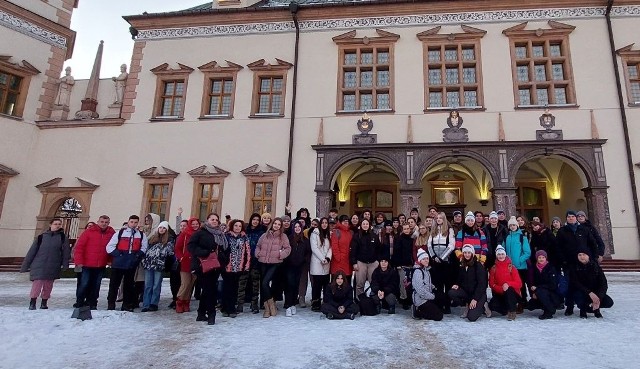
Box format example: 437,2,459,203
0,272,637,369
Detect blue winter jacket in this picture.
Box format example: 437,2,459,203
504,228,531,270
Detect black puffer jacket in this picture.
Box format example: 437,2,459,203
350,230,382,265
323,283,355,308
391,233,414,267
570,260,608,299
370,266,400,297
286,234,311,267
455,259,487,302
528,262,558,292
187,229,226,274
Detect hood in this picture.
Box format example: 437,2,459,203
495,256,513,267
144,213,161,236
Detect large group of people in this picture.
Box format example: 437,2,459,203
20,204,614,325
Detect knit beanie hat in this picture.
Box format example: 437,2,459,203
507,216,518,227
281,215,291,222
535,250,548,259
497,210,506,215
488,211,498,220
461,244,475,254
465,211,475,222
453,210,462,217
576,211,586,218
157,221,169,230
495,245,507,256
416,249,429,262
552,216,561,224
566,210,576,217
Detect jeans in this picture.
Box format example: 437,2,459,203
143,270,163,308
76,267,105,307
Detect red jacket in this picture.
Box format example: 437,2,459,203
175,231,193,273
489,256,522,296
73,225,115,268
330,223,352,275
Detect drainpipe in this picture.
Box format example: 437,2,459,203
285,1,300,207
605,0,640,250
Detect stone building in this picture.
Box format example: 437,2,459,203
1,0,640,260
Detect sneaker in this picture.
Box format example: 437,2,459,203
326,313,335,320
594,309,603,318
507,311,517,321
580,309,588,319
564,307,574,316
286,307,293,317
291,306,297,315
250,302,259,314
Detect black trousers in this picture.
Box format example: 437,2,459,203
574,291,614,311
198,269,221,317
107,268,136,309
448,288,487,322
311,274,330,307
320,302,359,318
489,287,519,315
284,264,303,309
517,269,529,303
414,300,444,321
222,272,241,314
372,293,398,309
528,288,562,314
169,269,181,301
430,261,455,310
260,263,279,302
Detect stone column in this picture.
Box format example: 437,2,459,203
399,190,422,217
491,188,517,217
315,190,331,218
582,187,614,256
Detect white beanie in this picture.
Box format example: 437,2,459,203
417,249,429,262
495,245,507,256
507,216,518,227
157,221,170,230
488,211,498,220
465,211,475,222
461,244,475,254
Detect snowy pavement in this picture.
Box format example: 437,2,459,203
0,272,637,369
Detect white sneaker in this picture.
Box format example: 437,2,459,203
291,306,297,315
286,307,292,317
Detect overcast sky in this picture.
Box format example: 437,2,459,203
64,0,207,79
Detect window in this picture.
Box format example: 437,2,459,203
0,57,39,118
150,63,194,120
418,25,486,110
198,60,242,118
334,29,399,113
241,163,284,219
248,59,292,117
617,44,640,106
503,21,576,108
138,166,178,221
188,165,229,221
0,164,18,221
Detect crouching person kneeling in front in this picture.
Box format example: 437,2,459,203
321,271,359,320
448,244,490,321
370,256,400,314
488,245,522,321
527,250,562,320
412,250,444,321
570,251,614,319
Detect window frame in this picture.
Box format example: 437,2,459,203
188,164,230,222
617,44,640,107
333,29,399,114
241,164,284,220
150,63,194,121
198,61,242,119
138,166,178,221
247,59,292,118
417,25,486,111
503,21,577,109
0,57,39,118
0,164,19,221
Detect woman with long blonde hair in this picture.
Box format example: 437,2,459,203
427,212,456,314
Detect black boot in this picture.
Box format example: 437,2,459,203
580,309,588,319
594,309,603,318
168,299,176,309
107,301,116,310
196,312,208,322
40,299,48,309
29,298,37,310
207,314,216,325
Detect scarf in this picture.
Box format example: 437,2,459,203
567,222,578,233
203,223,229,250
536,260,548,273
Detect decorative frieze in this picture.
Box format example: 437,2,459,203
0,10,67,49
136,6,640,40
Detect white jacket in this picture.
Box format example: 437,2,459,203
310,228,332,276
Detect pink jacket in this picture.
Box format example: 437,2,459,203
255,230,291,264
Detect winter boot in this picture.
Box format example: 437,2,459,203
40,299,48,309
107,301,116,310
507,311,517,321
484,302,492,318
311,299,321,312
326,313,335,320
460,305,469,319
168,299,176,309
236,304,244,314
263,300,271,318
388,305,396,315
564,306,574,316
286,307,293,317
580,309,588,319
291,305,297,315
594,309,603,318
207,314,216,325
196,312,208,322
516,303,524,314
175,300,184,314
268,298,278,316
184,300,191,312
29,298,37,310
251,301,259,314
539,312,554,320
299,296,307,308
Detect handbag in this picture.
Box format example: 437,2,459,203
199,251,221,273
556,272,569,297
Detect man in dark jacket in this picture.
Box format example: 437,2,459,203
370,258,400,314
570,251,613,318
74,215,115,309
483,211,508,270
391,224,414,308
576,211,605,263
555,210,598,316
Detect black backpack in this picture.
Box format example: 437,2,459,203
357,288,379,316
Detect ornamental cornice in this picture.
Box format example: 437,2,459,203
135,5,640,41
0,9,67,49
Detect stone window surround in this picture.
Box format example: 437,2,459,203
247,59,292,118
0,56,40,118
333,29,399,114
417,25,486,112
503,21,578,109
149,63,194,121
0,164,19,222
241,164,284,220
616,44,640,107
197,60,243,119
138,167,179,220
188,165,230,221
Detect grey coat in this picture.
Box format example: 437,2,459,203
412,266,436,307
20,230,70,281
